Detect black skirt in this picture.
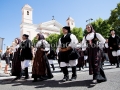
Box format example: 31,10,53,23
87,47,107,81
59,49,72,63
11,51,21,76
32,48,53,79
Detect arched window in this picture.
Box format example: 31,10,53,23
68,22,69,26
27,11,29,15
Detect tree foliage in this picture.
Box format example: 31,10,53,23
84,18,112,38
71,27,83,41
32,36,38,47
108,2,120,36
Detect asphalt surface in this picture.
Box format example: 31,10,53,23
0,60,120,90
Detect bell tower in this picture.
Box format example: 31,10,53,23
66,16,75,30
20,4,33,40
22,4,33,24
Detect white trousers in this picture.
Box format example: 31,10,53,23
112,50,120,56
21,60,31,70
84,56,88,61
60,59,77,67
48,59,54,64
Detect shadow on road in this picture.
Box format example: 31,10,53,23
0,79,96,88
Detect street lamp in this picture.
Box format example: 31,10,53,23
86,18,93,24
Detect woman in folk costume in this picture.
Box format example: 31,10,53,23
11,38,21,80
58,26,78,81
108,30,120,68
20,34,33,79
32,33,53,82
81,24,107,84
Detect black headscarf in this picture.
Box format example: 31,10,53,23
63,26,71,33
37,33,45,40
86,24,95,33
15,38,21,44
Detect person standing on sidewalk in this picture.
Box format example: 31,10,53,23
4,48,10,74
58,26,79,81
11,38,22,80
108,30,120,68
32,33,53,82
20,34,33,79
81,24,107,84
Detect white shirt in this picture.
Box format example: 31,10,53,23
36,40,50,51
105,43,108,48
82,32,106,51
112,35,115,38
13,44,19,52
58,34,78,49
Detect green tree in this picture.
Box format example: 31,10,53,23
46,34,60,49
84,18,111,38
71,27,83,42
32,36,38,47
108,2,120,35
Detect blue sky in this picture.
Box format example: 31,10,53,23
0,0,120,47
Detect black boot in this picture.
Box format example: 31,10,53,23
13,75,21,81
62,67,69,81
24,67,29,79
116,57,119,68
71,66,77,81
51,64,55,71
32,78,37,82
9,63,11,68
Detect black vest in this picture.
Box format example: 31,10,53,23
85,33,98,45
60,33,71,48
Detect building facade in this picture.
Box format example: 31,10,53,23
20,4,75,41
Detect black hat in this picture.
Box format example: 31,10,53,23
110,29,115,33
23,34,29,38
63,26,71,33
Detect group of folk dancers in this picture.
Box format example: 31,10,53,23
6,24,120,84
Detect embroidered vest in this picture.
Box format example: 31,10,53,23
85,33,98,45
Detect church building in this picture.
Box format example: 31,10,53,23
20,4,75,40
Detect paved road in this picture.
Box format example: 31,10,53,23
0,60,120,90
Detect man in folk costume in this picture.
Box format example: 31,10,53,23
20,34,33,79
58,26,78,81
108,30,120,68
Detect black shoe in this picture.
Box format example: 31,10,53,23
70,76,77,81
24,76,29,79
116,66,119,68
13,76,20,81
32,78,38,82
79,68,81,71
62,75,69,82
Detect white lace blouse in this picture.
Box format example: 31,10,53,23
36,40,50,51
82,32,106,51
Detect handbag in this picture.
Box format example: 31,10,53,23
68,48,80,60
